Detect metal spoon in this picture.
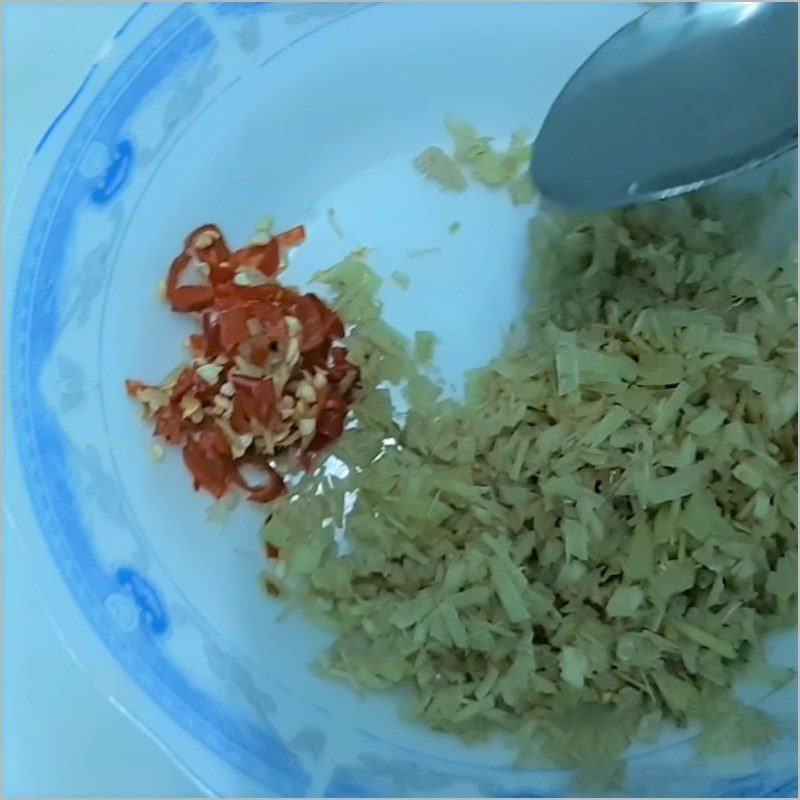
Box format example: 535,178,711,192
531,2,798,211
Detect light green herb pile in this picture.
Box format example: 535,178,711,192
262,127,797,785
414,116,537,205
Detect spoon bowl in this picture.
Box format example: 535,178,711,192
532,2,798,210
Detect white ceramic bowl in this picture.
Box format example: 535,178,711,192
4,3,796,796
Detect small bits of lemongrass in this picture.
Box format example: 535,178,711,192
194,229,220,249
196,363,223,384
233,268,271,287
295,381,317,404
297,417,316,438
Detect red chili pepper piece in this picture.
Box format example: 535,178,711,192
217,306,253,352
154,408,185,444
231,375,277,425
230,238,281,278
182,435,232,498
126,379,146,397
276,225,306,248
266,543,281,559
186,225,233,281
229,459,287,503
317,408,346,441
294,293,344,351
246,477,287,504
169,285,216,313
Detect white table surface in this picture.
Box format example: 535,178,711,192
2,3,198,796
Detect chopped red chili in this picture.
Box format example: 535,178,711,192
128,224,359,503
265,543,281,560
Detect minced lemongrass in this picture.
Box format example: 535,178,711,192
262,124,797,788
